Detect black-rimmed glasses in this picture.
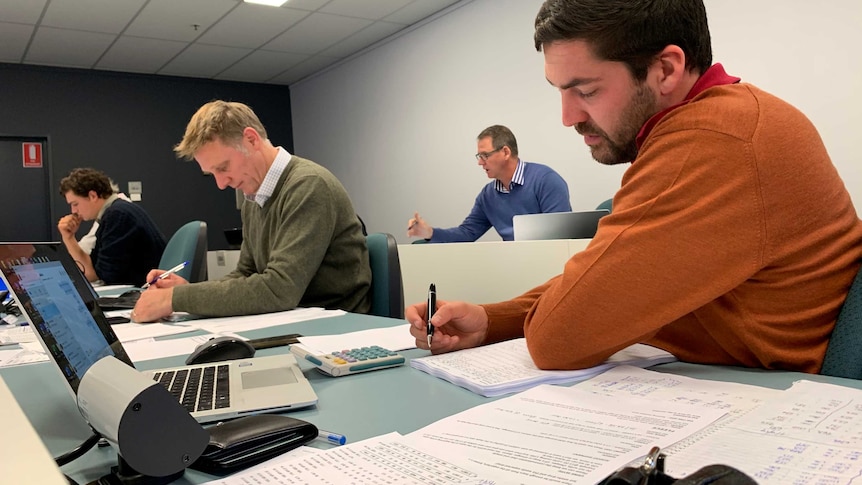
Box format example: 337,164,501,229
475,147,503,161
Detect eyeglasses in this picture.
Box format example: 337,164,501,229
475,147,503,161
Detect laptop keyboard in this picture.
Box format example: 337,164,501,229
153,364,231,413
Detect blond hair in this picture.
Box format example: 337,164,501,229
173,100,268,160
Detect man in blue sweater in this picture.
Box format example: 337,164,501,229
58,168,166,286
408,125,571,242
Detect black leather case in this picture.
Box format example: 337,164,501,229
190,415,318,475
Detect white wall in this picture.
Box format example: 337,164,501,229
291,0,861,244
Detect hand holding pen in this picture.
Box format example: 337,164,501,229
407,212,433,239
426,283,436,347
142,261,188,289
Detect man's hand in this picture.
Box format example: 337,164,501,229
57,214,81,240
131,287,174,323
143,269,190,289
407,299,489,354
407,211,433,239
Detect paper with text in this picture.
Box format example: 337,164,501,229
122,334,223,363
410,338,676,396
297,324,416,353
186,308,345,334
203,433,494,485
404,383,725,484
664,379,862,484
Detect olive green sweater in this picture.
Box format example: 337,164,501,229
173,156,371,316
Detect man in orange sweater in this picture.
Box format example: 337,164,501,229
407,0,862,373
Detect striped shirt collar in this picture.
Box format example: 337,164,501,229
494,159,526,193
246,147,292,207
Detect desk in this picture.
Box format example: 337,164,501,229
3,312,862,484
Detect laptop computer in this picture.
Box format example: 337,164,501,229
512,210,609,241
0,242,318,424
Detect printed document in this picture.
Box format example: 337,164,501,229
410,338,676,396
403,383,725,484
663,379,862,484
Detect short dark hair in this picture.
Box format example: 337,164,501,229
59,168,113,198
534,0,712,80
478,125,519,157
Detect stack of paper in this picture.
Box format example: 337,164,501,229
410,338,676,396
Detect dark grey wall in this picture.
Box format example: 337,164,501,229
0,62,294,250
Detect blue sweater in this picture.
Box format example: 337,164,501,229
430,162,571,242
91,199,167,285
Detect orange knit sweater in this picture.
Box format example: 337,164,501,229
481,81,862,373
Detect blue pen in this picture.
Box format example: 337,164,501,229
316,429,347,446
142,261,188,289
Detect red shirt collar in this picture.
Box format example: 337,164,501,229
635,63,741,148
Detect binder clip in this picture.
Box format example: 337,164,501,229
598,446,675,485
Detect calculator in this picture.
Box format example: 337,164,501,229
289,345,405,377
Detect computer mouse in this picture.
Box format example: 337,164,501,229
185,336,256,365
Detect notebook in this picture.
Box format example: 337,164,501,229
0,242,318,424
512,210,609,241
410,338,677,397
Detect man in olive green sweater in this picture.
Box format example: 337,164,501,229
132,101,371,321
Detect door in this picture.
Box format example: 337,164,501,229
0,136,53,241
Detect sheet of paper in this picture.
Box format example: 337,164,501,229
404,383,726,484
94,284,136,295
0,325,38,344
297,323,416,352
204,433,495,485
661,379,862,484
110,322,198,342
0,347,48,367
186,308,345,334
122,334,223,363
411,339,676,396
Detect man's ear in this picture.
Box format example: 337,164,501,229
88,190,99,202
242,127,260,148
653,45,687,96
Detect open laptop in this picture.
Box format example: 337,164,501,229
0,242,318,424
512,210,609,241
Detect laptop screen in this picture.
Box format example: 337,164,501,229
0,243,132,393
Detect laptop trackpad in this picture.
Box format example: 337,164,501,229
241,368,297,389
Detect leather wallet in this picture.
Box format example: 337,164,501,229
190,415,318,475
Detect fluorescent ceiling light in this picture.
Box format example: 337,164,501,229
244,0,288,6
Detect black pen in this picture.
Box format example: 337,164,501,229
426,283,436,347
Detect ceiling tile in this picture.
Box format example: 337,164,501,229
124,0,237,42
318,21,405,58
0,0,47,24
215,49,308,83
40,0,145,34
196,3,309,48
0,22,33,63
159,43,252,78
384,0,461,25
320,0,414,21
96,36,187,73
268,54,339,85
264,12,372,55
25,26,115,68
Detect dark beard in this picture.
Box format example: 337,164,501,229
575,83,658,166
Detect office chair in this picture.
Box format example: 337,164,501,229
160,221,208,283
820,262,862,379
596,198,613,213
365,232,405,319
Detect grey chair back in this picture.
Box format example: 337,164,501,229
365,232,405,319
820,262,862,378
159,221,208,283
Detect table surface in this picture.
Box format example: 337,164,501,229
3,312,861,484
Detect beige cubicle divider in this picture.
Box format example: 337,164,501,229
398,239,591,307
207,250,242,281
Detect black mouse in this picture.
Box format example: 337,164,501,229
185,336,256,365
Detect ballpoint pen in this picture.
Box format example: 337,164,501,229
426,283,436,348
316,429,347,445
142,261,188,289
